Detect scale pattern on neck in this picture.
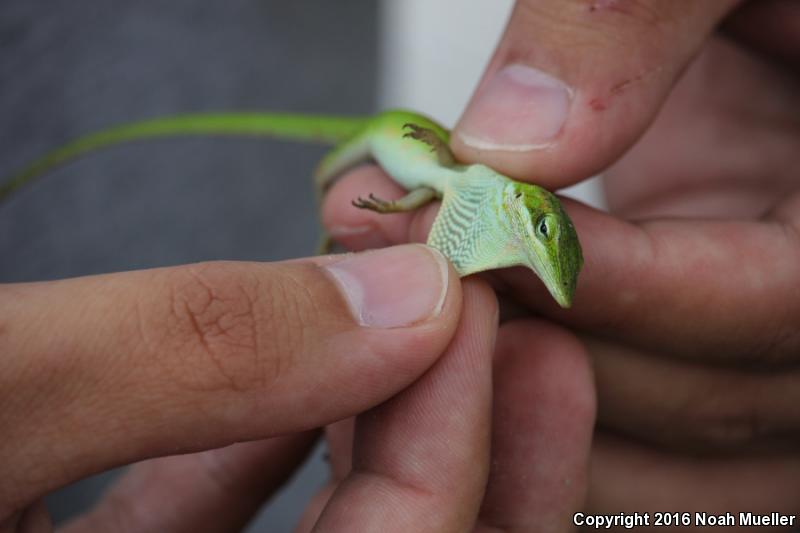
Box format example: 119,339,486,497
427,172,506,276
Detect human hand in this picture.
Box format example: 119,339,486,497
1,245,502,532
322,0,800,529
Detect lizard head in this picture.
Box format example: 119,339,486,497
504,182,583,308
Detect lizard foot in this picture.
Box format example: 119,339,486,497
352,193,400,213
402,123,455,166
352,187,437,214
402,123,439,148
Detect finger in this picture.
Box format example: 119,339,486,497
295,482,335,533
589,431,800,524
322,165,436,251
0,245,462,512
588,336,800,453
723,0,800,67
502,199,800,363
451,0,740,187
62,432,317,533
475,319,595,533
295,419,354,532
326,172,800,362
325,418,356,482
313,280,497,532
324,166,413,249
0,500,50,533
603,35,800,220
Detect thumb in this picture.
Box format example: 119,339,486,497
453,0,740,187
0,245,462,514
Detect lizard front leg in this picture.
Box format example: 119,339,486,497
402,123,455,167
352,187,437,214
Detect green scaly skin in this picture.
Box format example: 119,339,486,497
0,109,583,307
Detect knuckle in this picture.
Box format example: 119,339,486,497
685,411,760,449
153,262,319,393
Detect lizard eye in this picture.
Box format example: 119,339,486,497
535,215,555,241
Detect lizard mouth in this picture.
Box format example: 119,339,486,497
522,250,573,308
548,269,576,309
552,288,573,309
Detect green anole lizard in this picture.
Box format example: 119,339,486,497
0,109,583,307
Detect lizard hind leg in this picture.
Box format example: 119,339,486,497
352,186,437,214
402,123,455,167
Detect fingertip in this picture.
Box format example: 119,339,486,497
313,273,494,533
321,165,414,250
479,318,595,530
295,482,336,533
320,165,440,253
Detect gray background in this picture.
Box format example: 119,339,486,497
0,1,377,530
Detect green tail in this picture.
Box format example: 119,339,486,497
0,112,370,203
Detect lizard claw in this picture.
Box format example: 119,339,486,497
402,123,435,152
352,193,395,213
402,123,454,165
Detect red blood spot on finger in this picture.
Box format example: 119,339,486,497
589,98,608,111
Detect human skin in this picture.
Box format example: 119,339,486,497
0,245,505,532
319,0,800,530
2,2,797,531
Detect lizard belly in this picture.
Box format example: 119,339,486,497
369,134,453,193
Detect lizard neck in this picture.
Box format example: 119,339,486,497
428,165,526,275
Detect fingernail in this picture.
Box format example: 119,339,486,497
457,64,572,151
324,244,449,328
